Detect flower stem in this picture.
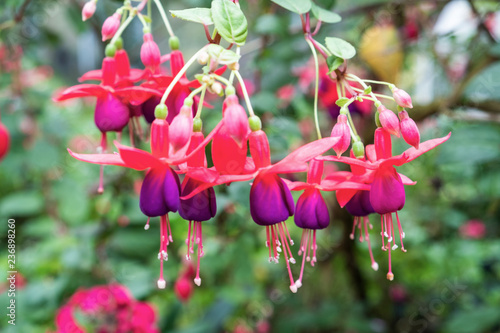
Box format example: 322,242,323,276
195,85,207,119
345,73,380,104
305,37,322,140
110,12,136,45
160,46,208,106
212,74,232,87
351,87,395,101
186,85,206,104
153,0,175,38
233,70,255,117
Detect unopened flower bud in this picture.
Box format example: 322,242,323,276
154,104,168,120
377,105,400,137
169,105,193,154
211,82,223,96
249,115,262,132
223,97,249,148
174,278,193,302
193,118,202,132
169,36,180,50
352,140,365,159
228,62,239,71
330,114,351,157
392,88,413,108
82,0,97,21
140,33,161,71
101,13,121,42
398,110,420,149
197,51,209,65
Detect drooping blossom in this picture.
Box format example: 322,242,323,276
330,113,351,157
81,1,96,21
319,129,451,280
398,110,420,149
101,13,121,41
459,219,486,239
0,119,10,162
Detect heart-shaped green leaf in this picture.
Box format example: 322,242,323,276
325,37,356,59
311,3,341,23
271,0,311,14
211,0,248,46
326,55,344,74
170,8,214,25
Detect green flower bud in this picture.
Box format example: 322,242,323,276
114,37,123,50
249,115,262,132
169,36,180,50
105,44,116,58
193,118,203,132
225,85,236,96
155,104,168,119
375,111,381,127
352,141,365,159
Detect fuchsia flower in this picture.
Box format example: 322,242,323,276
222,94,250,148
377,105,400,137
398,110,420,149
319,129,451,280
185,129,341,292
68,116,222,288
392,87,413,108
330,113,351,157
460,219,486,239
141,33,162,72
54,284,159,333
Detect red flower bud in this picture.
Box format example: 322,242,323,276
212,124,247,174
222,96,249,148
0,122,10,162
169,105,193,155
398,110,420,149
330,114,351,157
186,132,206,168
82,1,96,22
101,13,121,42
374,128,392,160
377,105,400,137
392,88,413,108
150,119,169,158
249,130,271,169
140,33,161,71
101,57,116,87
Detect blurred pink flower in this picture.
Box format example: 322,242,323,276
460,219,486,239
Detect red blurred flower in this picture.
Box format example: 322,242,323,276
460,219,486,239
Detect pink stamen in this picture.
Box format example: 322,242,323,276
350,217,358,240
134,116,144,140
380,215,385,250
311,230,317,266
166,215,173,243
186,221,192,260
396,213,406,252
278,223,295,264
194,221,203,286
358,217,363,242
363,216,378,271
283,222,294,246
276,223,297,293
266,226,272,261
128,121,135,147
97,133,107,194
144,217,150,230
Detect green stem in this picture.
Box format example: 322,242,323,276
195,85,207,119
147,0,152,29
110,12,136,45
305,37,322,140
160,46,208,105
350,87,395,101
345,73,379,103
153,0,175,37
213,74,232,87
137,13,148,29
233,71,255,117
186,85,206,104
228,47,240,84
347,75,391,86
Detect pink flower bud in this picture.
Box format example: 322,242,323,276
378,105,400,137
374,127,392,160
169,105,193,155
150,118,169,158
174,278,193,303
101,13,121,42
330,114,351,157
223,96,249,148
392,88,413,108
398,110,420,149
82,1,96,21
140,33,161,71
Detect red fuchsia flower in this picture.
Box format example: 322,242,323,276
184,127,341,292
392,87,413,109
330,113,351,157
0,120,10,162
174,261,195,302
81,0,96,21
169,105,194,158
459,219,486,239
101,13,121,41
54,284,159,333
319,129,451,280
398,110,420,149
377,105,400,137
179,131,217,286
68,115,222,288
141,33,162,73
286,158,369,288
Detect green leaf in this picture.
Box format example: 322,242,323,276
0,191,44,217
311,3,341,23
271,0,312,14
211,0,248,46
170,8,214,25
363,86,372,94
206,44,241,64
325,37,356,59
335,97,350,107
326,55,343,74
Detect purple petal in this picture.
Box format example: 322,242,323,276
250,173,295,226
94,93,130,132
163,166,181,213
294,188,330,229
345,190,375,217
179,176,217,221
369,166,405,214
140,167,169,217
141,96,161,124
